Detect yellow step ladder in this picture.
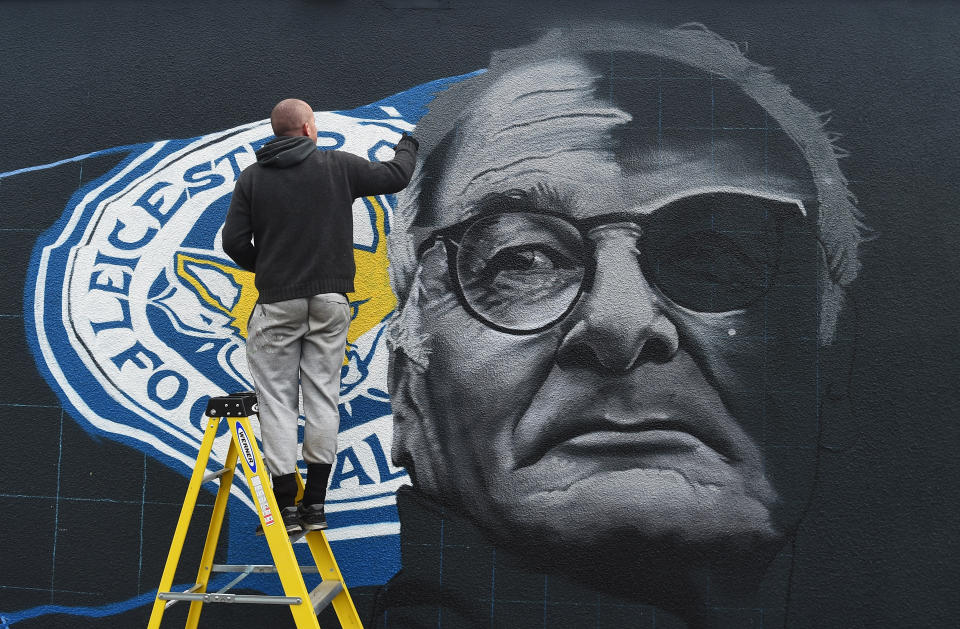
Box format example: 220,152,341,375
147,392,363,629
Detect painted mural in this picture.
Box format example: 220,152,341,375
378,24,865,628
2,18,885,629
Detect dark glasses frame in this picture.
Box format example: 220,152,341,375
415,193,801,335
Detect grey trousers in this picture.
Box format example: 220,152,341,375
246,293,350,475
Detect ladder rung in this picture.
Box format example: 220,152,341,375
216,565,255,594
211,564,319,574
158,591,302,605
163,583,203,609
202,467,231,483
309,580,342,614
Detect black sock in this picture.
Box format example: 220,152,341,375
271,472,298,510
302,463,332,506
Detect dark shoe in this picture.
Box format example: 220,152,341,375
297,502,328,531
255,506,302,536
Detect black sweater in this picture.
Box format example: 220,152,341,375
222,133,418,302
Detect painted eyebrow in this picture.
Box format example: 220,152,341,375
466,183,573,217
417,186,806,259
631,186,807,218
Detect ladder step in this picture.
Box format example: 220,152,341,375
309,580,343,614
211,564,319,574
202,467,231,483
157,591,302,605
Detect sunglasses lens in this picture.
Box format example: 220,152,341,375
644,194,787,312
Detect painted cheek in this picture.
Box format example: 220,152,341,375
430,318,563,426
423,316,564,493
668,307,769,436
417,244,564,419
759,278,821,454
668,292,820,520
415,246,568,446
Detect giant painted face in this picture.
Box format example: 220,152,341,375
390,53,827,588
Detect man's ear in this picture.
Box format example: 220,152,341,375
818,290,860,451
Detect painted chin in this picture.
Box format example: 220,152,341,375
489,430,779,545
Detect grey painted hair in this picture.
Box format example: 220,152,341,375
388,22,869,346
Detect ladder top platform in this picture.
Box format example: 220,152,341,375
205,392,258,417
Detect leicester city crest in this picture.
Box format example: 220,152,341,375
24,72,480,588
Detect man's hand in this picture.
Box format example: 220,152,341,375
395,132,420,151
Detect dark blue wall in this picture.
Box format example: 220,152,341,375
1,1,958,627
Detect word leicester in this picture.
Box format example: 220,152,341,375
85,144,255,413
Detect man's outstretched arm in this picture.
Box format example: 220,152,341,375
222,179,257,272
347,133,419,198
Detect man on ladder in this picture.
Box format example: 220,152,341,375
222,98,418,532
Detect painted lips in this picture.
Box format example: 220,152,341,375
560,427,706,453
519,413,740,468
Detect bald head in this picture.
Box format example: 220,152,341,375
270,99,316,138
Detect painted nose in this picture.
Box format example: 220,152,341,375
558,226,679,372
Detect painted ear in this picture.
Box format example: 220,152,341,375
818,291,860,452
387,348,420,476
388,340,453,496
